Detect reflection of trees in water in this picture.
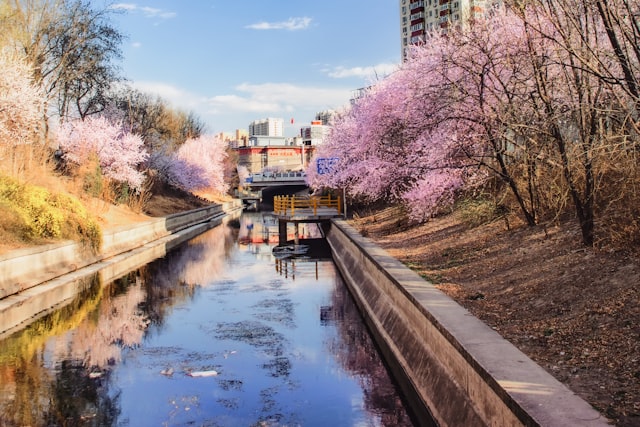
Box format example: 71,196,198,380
0,272,144,426
0,274,103,426
0,274,103,366
0,224,237,426
58,274,149,368
327,280,415,426
140,225,235,328
44,359,120,426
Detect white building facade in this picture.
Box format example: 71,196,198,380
248,117,284,137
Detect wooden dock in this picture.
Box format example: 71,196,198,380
272,195,343,245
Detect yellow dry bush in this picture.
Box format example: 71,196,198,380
0,174,102,250
593,147,640,248
49,192,103,249
456,197,504,227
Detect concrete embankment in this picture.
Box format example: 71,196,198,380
0,201,242,337
326,219,610,427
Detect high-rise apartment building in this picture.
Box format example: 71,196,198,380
399,0,497,60
248,117,284,137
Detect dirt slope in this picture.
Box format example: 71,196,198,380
351,207,639,427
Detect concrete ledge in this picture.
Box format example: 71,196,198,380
326,220,610,427
0,201,241,338
0,201,241,299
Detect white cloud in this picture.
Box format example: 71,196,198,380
246,17,312,31
326,62,398,79
111,3,136,11
208,82,351,113
130,81,203,110
126,80,351,133
110,3,176,19
131,42,142,48
140,6,176,19
207,94,280,114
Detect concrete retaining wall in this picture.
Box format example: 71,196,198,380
0,201,241,338
0,201,240,299
326,220,609,427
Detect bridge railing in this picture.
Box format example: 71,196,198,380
273,195,341,216
247,171,307,183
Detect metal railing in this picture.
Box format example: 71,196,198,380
273,195,342,216
246,171,307,183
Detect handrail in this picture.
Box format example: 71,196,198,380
273,195,342,216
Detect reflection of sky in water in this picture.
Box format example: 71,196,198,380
0,212,415,427
115,227,379,426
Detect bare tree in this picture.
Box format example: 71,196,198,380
106,87,205,152
11,0,123,121
512,0,638,246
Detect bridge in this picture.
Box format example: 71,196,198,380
273,195,343,245
237,171,308,205
246,171,307,187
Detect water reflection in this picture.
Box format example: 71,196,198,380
328,281,415,426
0,212,415,426
139,224,236,329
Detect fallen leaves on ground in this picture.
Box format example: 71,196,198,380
351,206,640,427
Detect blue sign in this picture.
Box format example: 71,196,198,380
316,157,339,175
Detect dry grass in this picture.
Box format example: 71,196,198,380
352,204,640,426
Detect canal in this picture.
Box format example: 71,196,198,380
0,212,418,426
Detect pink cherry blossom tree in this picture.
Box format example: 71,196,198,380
310,6,564,224
54,115,148,190
0,50,44,175
169,134,228,195
314,3,639,245
308,21,496,221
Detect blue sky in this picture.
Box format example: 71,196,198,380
103,1,401,136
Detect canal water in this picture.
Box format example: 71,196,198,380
0,212,417,426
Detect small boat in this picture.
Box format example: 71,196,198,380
272,244,309,258
290,244,309,255
272,249,293,260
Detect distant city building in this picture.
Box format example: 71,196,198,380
235,116,331,174
400,0,500,60
314,110,337,126
236,144,305,174
237,130,304,174
223,129,249,149
248,117,284,137
235,129,249,147
215,131,233,145
300,121,331,147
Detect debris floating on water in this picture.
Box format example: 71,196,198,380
224,350,237,359
187,370,218,377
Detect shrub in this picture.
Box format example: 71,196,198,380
0,175,102,250
456,197,508,228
